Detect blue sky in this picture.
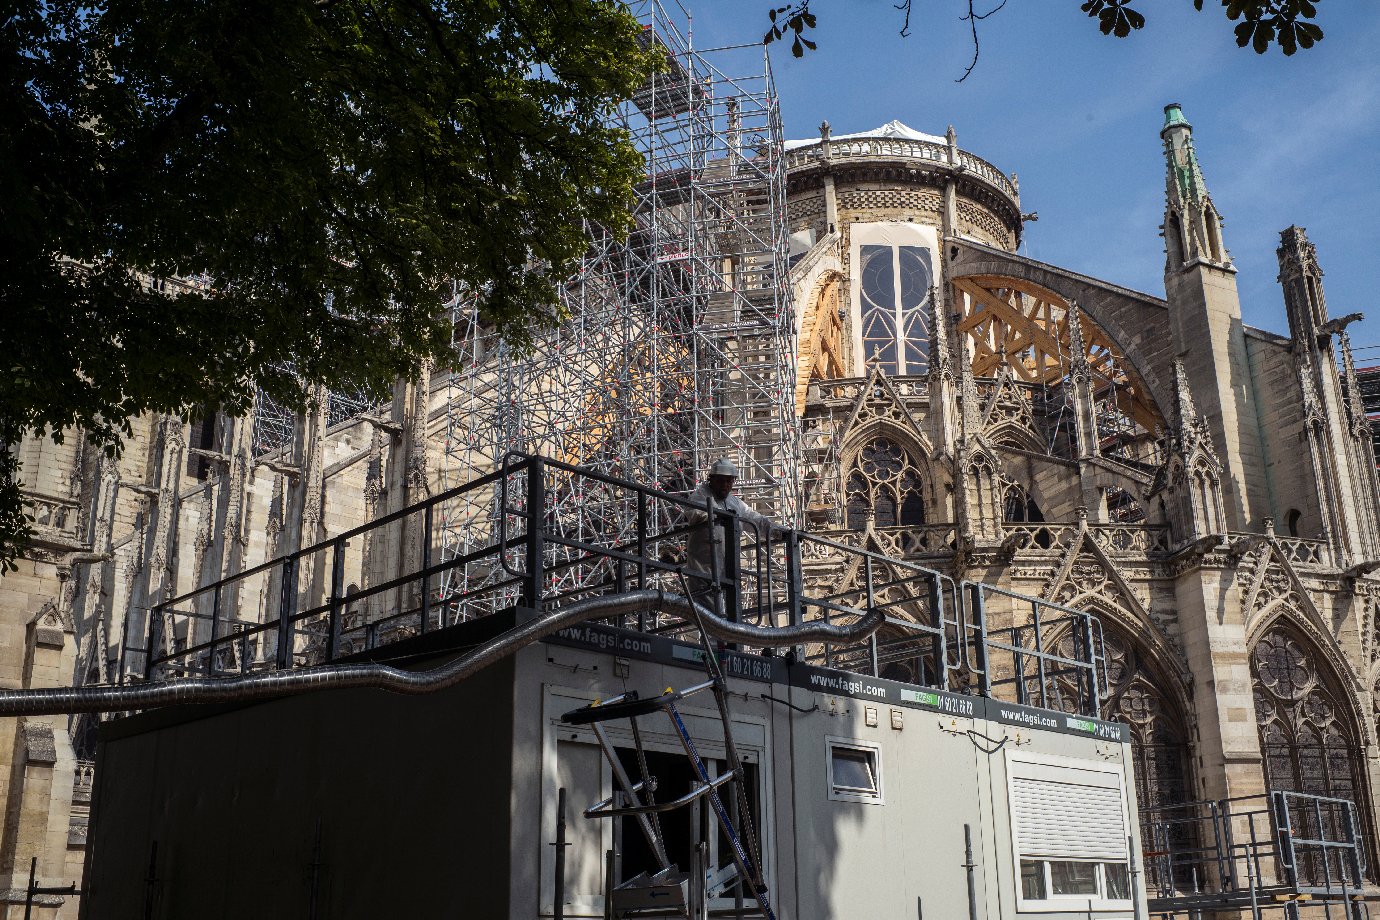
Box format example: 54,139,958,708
688,1,1380,354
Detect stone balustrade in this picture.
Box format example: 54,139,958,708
785,137,1018,202
1002,521,1173,555
21,490,84,548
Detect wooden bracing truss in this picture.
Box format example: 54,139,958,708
952,276,1164,434
796,274,847,415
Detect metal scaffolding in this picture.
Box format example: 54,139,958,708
436,0,802,612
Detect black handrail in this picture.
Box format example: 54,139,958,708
127,452,1108,718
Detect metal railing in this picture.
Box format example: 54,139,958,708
120,453,1107,718
962,581,1108,715
1142,791,1371,917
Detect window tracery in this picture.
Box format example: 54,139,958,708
1251,625,1373,881
1055,625,1192,814
859,244,932,375
845,437,926,531
1252,629,1358,796
1001,480,1043,524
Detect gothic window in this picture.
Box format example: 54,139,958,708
859,244,932,375
1003,483,1028,523
1166,213,1185,269
845,437,926,531
1056,623,1193,850
1252,626,1373,881
1002,482,1044,524
186,414,218,480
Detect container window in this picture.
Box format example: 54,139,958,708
1020,860,1047,900
1104,862,1131,900
827,739,882,803
1049,861,1098,896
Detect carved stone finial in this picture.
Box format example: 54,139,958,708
1066,303,1090,382
1075,505,1089,528
1277,225,1321,280
1172,359,1200,430
819,120,831,143
946,124,957,146
1263,516,1276,537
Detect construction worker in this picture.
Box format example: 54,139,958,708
684,458,775,611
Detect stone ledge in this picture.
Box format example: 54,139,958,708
21,723,56,765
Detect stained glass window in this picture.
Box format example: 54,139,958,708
1251,626,1373,883
846,437,926,531
859,244,932,375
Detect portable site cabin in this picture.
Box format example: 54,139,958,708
80,603,1146,919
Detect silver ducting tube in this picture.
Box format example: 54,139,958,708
0,590,882,716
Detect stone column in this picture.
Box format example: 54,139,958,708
1172,556,1268,803
0,602,79,919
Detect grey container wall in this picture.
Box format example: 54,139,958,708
82,628,1145,919
512,639,1146,918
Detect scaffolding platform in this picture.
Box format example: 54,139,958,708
1143,792,1374,918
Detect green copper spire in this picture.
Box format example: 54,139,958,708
1162,102,1190,131
1161,103,1207,205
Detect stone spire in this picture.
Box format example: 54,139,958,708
1171,359,1213,449
1161,103,1230,271
1276,225,1380,560
1160,102,1263,530
1276,225,1328,345
1065,305,1099,458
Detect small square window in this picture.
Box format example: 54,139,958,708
1049,861,1098,896
1020,860,1047,900
827,739,882,803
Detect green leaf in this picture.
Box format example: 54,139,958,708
0,0,664,562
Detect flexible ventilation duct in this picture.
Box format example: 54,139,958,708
0,591,882,716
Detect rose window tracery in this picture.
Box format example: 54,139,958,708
845,437,926,531
1250,624,1373,881
1254,631,1312,699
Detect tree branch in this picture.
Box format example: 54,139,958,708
957,0,1009,83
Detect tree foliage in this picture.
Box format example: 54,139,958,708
0,0,659,567
765,0,1324,63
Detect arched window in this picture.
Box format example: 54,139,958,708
1166,213,1185,269
1100,629,1193,814
1057,622,1194,859
1286,509,1302,538
1002,482,1044,525
1204,204,1225,264
845,437,926,531
859,244,932,375
1252,625,1373,881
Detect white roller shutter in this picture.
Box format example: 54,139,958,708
1011,774,1128,861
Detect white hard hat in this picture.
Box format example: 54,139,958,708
710,458,739,478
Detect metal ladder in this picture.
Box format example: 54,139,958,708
561,611,776,920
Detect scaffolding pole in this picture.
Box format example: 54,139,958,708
436,0,802,618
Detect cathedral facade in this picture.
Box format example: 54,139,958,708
4,103,1380,913
784,107,1380,864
